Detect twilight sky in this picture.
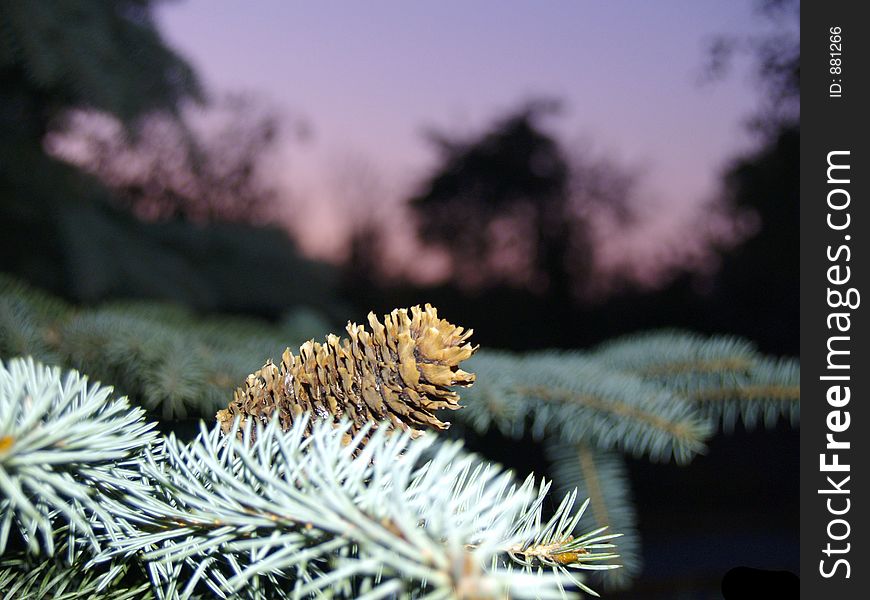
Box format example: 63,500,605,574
155,0,774,285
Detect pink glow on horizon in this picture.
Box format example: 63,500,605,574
153,1,775,286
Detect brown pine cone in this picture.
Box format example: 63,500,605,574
217,304,477,441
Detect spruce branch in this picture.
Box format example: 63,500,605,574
546,444,640,590
102,415,619,599
1,276,798,441
0,544,151,600
218,305,477,441
593,330,758,374
685,356,799,431
59,311,220,419
0,357,157,557
1,277,319,420
594,331,800,431
459,352,712,464
0,293,63,365
0,278,801,596
0,356,623,598
0,274,71,330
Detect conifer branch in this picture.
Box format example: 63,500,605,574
1,276,799,440
100,413,620,598
593,330,759,374
0,357,621,598
459,352,712,464
0,277,801,596
0,357,157,557
0,276,332,420
594,331,800,431
0,547,151,600
547,444,640,590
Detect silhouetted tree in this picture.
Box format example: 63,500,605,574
0,2,335,314
409,102,570,297
0,0,201,142
48,96,285,224
0,0,203,292
410,101,643,299
710,124,798,353
704,0,798,133
705,0,799,353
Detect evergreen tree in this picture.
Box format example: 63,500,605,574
410,101,581,297
0,0,200,295
0,276,799,597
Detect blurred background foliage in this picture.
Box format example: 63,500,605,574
0,0,798,597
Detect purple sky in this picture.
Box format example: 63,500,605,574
156,1,773,285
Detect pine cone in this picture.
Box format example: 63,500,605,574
217,304,477,441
